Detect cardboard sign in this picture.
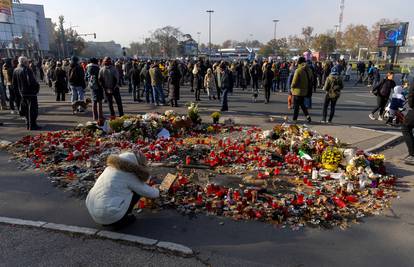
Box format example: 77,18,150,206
159,173,178,192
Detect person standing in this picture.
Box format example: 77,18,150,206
12,56,40,130
86,58,104,122
54,62,68,102
402,78,414,165
279,63,289,92
262,63,274,104
220,62,233,112
291,57,312,123
140,61,153,104
149,63,166,106
204,68,216,100
250,60,260,95
192,63,202,101
167,60,181,107
68,56,86,110
321,66,343,123
369,72,396,121
3,59,19,114
401,64,411,83
130,62,142,102
99,57,124,118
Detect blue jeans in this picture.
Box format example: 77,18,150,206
221,88,229,111
70,86,85,103
144,84,154,103
153,85,165,105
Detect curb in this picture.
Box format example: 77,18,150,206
0,216,193,256
349,126,403,153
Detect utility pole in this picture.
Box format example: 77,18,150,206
273,19,279,56
206,10,214,59
273,19,279,40
197,32,201,56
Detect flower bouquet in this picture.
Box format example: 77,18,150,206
321,147,343,171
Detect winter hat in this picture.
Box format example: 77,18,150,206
331,66,339,75
107,151,149,181
71,56,79,64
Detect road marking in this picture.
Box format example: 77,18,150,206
355,94,373,98
345,100,367,105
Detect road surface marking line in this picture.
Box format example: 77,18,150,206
345,100,367,105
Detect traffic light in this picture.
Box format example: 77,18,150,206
93,33,96,39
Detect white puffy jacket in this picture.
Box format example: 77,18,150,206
86,152,159,225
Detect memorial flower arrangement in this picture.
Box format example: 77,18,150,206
2,111,398,230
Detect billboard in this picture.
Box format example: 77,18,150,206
378,22,409,47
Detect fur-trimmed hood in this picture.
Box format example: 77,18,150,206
106,154,149,181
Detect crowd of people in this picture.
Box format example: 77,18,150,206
0,54,413,165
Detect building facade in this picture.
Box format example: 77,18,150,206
0,2,49,58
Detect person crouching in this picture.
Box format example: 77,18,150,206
86,151,159,227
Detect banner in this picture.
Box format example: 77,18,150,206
0,0,12,23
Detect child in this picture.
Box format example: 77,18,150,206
386,86,406,125
86,151,159,227
345,63,352,81
204,68,216,100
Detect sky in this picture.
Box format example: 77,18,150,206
25,0,414,47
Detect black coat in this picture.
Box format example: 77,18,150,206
262,68,274,87
54,67,68,93
12,65,39,96
168,66,182,100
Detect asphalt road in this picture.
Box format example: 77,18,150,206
0,74,413,266
0,224,205,267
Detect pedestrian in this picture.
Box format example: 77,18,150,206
291,57,312,123
262,63,274,104
241,61,250,91
12,56,40,130
386,86,406,125
85,151,159,227
402,79,414,165
220,62,233,112
167,60,181,107
123,59,133,94
214,62,222,100
279,63,289,92
3,59,19,114
321,66,343,124
369,72,396,121
193,63,202,101
130,62,142,102
68,56,86,111
401,64,410,84
345,63,352,82
250,60,260,98
140,61,154,104
115,59,124,86
204,68,216,100
98,57,124,118
149,63,166,106
0,79,7,110
86,58,104,123
54,61,68,102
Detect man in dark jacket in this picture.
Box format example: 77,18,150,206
86,58,104,121
167,60,181,107
130,62,142,102
68,56,86,106
369,72,396,121
403,78,414,165
54,61,67,101
140,62,153,104
98,57,124,118
262,63,274,104
220,62,233,112
12,56,40,130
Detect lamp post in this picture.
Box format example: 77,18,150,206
272,19,279,56
272,19,279,41
206,10,214,59
197,32,201,56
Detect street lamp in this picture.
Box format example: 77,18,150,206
272,19,279,41
206,10,214,59
197,32,201,56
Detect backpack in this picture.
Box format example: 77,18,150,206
328,77,342,99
